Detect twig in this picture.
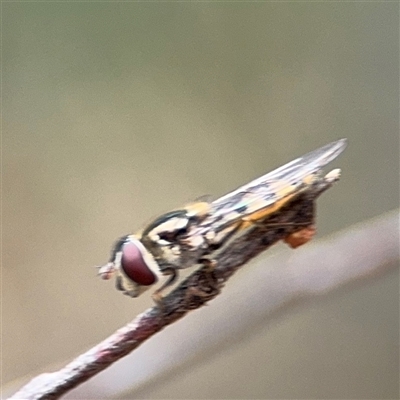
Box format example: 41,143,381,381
93,210,398,400
9,177,338,400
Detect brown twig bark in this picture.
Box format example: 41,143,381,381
9,177,337,400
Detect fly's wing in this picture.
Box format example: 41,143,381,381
206,138,347,232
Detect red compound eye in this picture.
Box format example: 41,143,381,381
121,241,157,286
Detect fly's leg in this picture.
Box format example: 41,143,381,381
241,216,309,229
241,216,316,249
183,220,245,296
205,220,244,254
209,215,316,253
199,257,217,272
152,268,178,307
183,257,221,302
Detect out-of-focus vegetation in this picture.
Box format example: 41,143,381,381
3,3,398,399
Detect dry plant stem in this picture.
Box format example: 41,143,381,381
9,179,334,400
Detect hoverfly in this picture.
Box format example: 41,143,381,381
98,138,347,304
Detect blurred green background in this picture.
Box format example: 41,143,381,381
3,2,399,399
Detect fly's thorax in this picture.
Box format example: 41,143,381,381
141,201,212,245
141,210,190,243
113,235,163,297
145,229,209,272
184,201,212,221
138,204,213,269
139,210,190,268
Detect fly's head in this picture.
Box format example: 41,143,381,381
98,235,162,298
98,201,213,299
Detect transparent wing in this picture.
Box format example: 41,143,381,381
206,138,347,230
